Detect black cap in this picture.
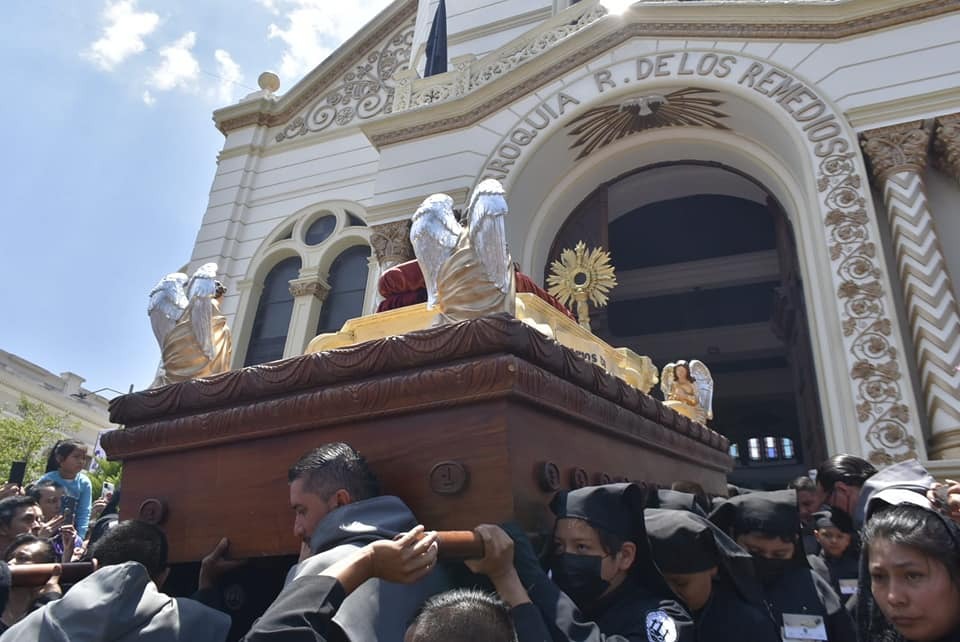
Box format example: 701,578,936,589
813,507,854,534
709,489,800,540
550,483,646,541
646,509,719,573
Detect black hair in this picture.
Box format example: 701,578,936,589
0,496,39,529
88,520,168,581
816,454,877,492
288,442,380,502
864,503,960,586
3,534,55,564
787,476,817,493
596,524,627,559
45,439,87,473
26,479,64,503
407,588,518,642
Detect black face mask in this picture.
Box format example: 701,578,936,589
752,556,791,586
550,553,611,608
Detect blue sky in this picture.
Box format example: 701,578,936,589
0,0,392,399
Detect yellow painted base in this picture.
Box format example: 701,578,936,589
305,293,659,393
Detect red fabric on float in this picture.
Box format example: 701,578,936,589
376,259,575,320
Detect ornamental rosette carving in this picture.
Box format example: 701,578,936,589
860,121,930,185
819,153,917,465
370,220,414,267
276,19,414,142
933,113,960,181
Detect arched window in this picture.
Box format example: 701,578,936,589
245,256,302,366
728,443,740,459
747,438,761,462
764,436,779,460
781,437,795,460
317,246,371,335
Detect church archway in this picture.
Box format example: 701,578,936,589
547,162,827,487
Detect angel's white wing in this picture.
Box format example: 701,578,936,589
410,194,461,307
690,360,714,420
660,362,677,400
147,273,188,347
187,263,220,359
467,179,511,293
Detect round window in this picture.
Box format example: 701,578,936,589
304,215,337,245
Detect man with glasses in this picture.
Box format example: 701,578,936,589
815,454,877,517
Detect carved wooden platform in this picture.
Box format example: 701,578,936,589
104,315,731,563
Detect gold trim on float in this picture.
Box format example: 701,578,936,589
305,293,659,393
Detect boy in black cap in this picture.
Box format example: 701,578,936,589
709,489,856,642
469,483,695,642
645,509,780,641
807,507,859,603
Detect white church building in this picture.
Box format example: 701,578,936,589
187,0,960,486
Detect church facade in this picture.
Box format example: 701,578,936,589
191,0,960,486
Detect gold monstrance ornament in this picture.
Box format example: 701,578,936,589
547,242,617,330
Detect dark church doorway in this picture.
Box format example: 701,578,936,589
546,162,827,489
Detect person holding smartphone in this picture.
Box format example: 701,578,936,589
36,440,92,540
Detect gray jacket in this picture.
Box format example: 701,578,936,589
285,496,452,642
0,562,230,642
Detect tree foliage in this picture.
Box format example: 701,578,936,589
87,457,123,501
0,396,77,484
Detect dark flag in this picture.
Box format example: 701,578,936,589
424,0,448,77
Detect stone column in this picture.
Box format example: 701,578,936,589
369,220,416,309
370,220,415,270
861,121,960,459
934,113,960,182
284,275,330,357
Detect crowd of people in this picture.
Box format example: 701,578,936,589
1,441,959,642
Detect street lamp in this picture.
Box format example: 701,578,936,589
70,387,130,400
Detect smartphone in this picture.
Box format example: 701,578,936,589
101,481,115,499
61,495,78,526
7,461,27,486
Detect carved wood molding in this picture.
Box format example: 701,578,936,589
104,315,728,457
933,113,960,181
860,120,931,186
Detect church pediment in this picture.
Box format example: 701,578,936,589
361,0,957,149
213,0,416,138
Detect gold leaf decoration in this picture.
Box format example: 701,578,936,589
547,242,617,330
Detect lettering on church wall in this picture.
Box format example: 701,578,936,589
482,52,849,181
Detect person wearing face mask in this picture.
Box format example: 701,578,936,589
709,489,856,642
644,508,781,642
474,483,695,642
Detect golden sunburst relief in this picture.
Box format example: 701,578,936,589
547,241,617,330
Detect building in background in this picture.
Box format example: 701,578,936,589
0,349,113,449
183,0,960,486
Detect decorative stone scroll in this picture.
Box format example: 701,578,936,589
275,18,415,142
393,1,607,113
933,113,960,181
370,219,415,269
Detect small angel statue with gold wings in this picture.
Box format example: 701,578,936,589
660,360,714,425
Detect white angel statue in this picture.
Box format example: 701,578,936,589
409,179,515,324
147,263,233,387
660,360,714,425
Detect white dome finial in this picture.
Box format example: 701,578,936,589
258,71,280,93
